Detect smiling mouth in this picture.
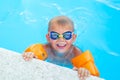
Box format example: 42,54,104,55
56,44,66,49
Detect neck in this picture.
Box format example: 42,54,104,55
53,50,66,57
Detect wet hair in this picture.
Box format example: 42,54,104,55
48,16,74,31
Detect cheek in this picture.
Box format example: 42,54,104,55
49,39,57,47
66,40,73,47
49,39,56,44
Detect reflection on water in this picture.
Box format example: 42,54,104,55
0,0,120,80
97,0,120,10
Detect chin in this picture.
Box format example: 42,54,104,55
56,49,68,53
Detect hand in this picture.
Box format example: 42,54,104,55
73,67,90,80
22,52,36,61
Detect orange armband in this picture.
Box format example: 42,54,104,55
25,44,48,60
71,50,99,76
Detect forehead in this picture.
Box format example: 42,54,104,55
49,23,73,33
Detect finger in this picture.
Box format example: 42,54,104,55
27,52,32,57
27,52,33,60
78,68,82,80
22,53,27,60
87,70,90,77
78,68,84,77
83,70,88,80
79,68,87,80
84,69,88,77
29,52,35,60
85,68,91,77
23,52,32,61
23,52,29,57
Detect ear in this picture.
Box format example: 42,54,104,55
46,33,50,42
72,34,77,42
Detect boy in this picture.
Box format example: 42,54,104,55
23,16,90,80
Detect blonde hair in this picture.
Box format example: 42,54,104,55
48,16,74,31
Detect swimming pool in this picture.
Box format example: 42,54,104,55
0,0,120,79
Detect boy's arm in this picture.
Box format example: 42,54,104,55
23,44,48,61
72,46,90,79
71,50,100,77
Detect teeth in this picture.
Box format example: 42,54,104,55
57,42,66,47
58,44,65,46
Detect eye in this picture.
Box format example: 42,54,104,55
64,33,71,37
51,33,58,37
64,34,72,40
63,31,72,40
50,31,59,40
51,33,58,39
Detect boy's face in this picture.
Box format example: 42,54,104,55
46,23,76,53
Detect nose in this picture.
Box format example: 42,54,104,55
58,36,65,41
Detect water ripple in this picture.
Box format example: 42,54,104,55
96,0,120,10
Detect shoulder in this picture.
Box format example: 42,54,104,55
43,43,51,50
72,46,82,57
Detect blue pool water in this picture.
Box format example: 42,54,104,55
0,0,120,79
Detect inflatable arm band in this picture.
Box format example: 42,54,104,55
71,50,99,76
25,44,48,60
